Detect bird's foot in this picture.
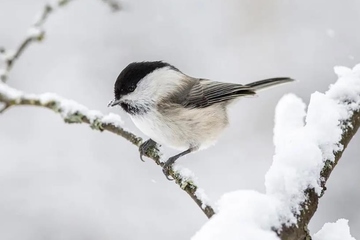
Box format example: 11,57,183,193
162,157,177,181
139,139,157,162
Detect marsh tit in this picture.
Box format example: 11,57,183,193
108,61,293,180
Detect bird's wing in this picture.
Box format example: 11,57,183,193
180,79,256,108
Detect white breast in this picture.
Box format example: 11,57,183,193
129,104,229,152
130,110,190,151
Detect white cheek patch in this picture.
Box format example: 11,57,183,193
132,67,185,100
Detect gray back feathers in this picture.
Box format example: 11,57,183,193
181,79,255,108
177,77,293,109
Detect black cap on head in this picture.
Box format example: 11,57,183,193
114,61,178,99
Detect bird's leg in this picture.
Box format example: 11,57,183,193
139,139,157,162
162,148,193,180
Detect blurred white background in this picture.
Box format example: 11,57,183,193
0,0,359,239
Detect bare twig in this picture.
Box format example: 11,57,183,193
0,0,121,82
0,103,9,113
1,1,64,82
101,0,121,11
0,83,215,218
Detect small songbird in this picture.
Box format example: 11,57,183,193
108,61,293,179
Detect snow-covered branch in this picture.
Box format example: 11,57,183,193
0,82,215,218
3,1,358,237
273,65,360,240
192,64,360,240
1,0,214,224
0,0,120,82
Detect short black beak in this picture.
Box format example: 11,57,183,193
108,99,121,107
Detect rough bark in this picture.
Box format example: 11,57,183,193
279,110,360,240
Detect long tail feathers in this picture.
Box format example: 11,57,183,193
246,77,294,91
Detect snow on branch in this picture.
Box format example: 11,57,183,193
0,0,121,82
0,82,215,218
0,0,213,219
1,0,215,225
192,64,360,240
313,219,356,240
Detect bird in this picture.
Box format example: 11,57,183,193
108,61,293,180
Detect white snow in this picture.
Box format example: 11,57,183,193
313,219,356,240
192,63,360,239
192,191,280,240
0,83,124,128
171,165,212,209
194,188,211,210
39,92,93,119
0,49,15,62
102,113,124,127
330,64,360,108
173,165,197,184
40,93,124,126
266,63,360,223
27,27,44,39
0,82,23,99
273,93,307,151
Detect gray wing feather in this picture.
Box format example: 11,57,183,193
181,79,256,108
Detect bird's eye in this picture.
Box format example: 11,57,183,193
128,86,135,92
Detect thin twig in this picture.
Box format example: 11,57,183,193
0,0,121,82
1,2,59,82
101,0,121,11
0,103,9,113
0,83,215,218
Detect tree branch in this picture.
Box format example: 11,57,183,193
279,109,360,240
0,82,215,218
0,0,214,221
193,65,360,240
275,66,360,239
101,0,121,11
0,0,120,82
0,103,9,113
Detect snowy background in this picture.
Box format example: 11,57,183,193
0,0,359,239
